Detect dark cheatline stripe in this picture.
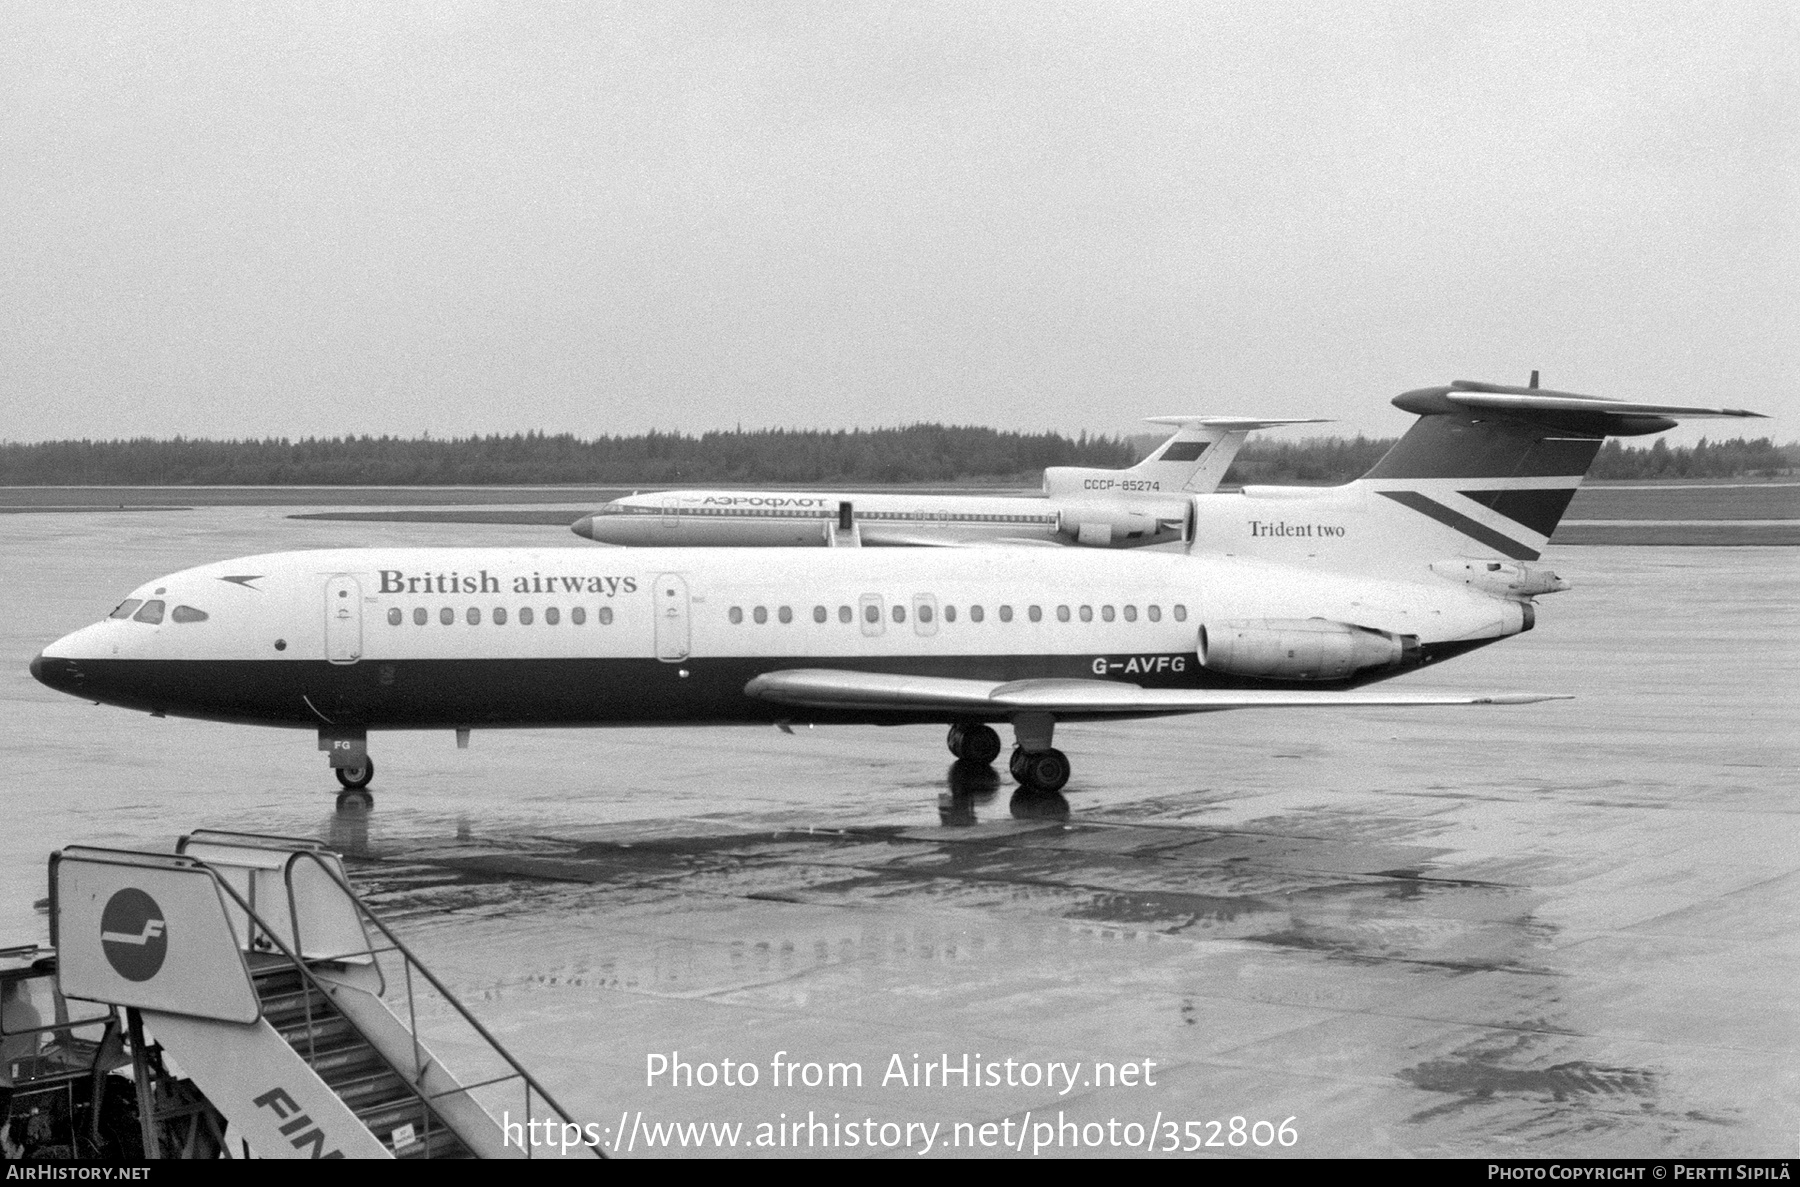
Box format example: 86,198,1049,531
1156,440,1208,463
1377,491,1541,560
1459,487,1578,537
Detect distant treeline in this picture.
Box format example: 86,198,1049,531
0,428,1790,486
1219,435,1795,485
0,427,1136,486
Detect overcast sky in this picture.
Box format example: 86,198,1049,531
4,1,1794,447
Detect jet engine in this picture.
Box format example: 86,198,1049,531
1429,559,1570,598
1054,500,1190,548
1197,618,1420,681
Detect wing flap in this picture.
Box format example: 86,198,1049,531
745,669,1569,715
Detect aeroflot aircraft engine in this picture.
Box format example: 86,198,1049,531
1054,501,1189,548
1197,619,1420,681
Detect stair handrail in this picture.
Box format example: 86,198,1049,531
186,858,461,1157
282,849,594,1158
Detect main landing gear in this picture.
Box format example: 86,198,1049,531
334,758,374,790
946,718,1071,794
945,723,1003,766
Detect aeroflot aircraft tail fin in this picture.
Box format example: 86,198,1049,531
1353,379,1766,560
1130,416,1330,493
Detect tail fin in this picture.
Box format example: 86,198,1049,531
1128,416,1329,493
1357,379,1766,559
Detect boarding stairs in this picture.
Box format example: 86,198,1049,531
48,830,595,1159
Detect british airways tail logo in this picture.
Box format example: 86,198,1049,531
100,888,168,982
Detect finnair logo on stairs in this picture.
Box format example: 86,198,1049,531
100,888,168,982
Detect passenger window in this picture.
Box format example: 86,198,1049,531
753,606,768,624
520,607,535,625
109,599,143,620
839,606,853,623
892,604,906,623
1028,605,1042,623
414,608,428,626
1056,606,1070,623
944,605,956,623
1101,605,1114,622
1148,605,1161,622
133,600,165,624
918,603,933,624
999,605,1013,623
730,607,744,624
467,607,481,625
387,608,403,626
1079,606,1093,623
545,607,560,625
171,606,208,624
971,605,984,623
778,606,792,624
813,606,827,623
572,606,586,625
598,607,613,625
495,607,508,625
864,604,880,624
440,607,454,625
1174,605,1188,622
1123,605,1137,622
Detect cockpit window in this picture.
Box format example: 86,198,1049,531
109,599,144,620
133,600,166,624
170,605,208,623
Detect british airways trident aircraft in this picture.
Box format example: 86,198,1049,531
29,381,1763,802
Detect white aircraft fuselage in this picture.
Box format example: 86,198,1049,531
29,544,1523,733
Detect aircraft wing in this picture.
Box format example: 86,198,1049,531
744,669,1568,715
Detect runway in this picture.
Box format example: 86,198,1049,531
3,503,1795,1157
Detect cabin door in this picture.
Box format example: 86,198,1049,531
654,573,690,661
325,576,363,664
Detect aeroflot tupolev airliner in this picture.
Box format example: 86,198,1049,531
571,416,1326,549
29,381,1763,802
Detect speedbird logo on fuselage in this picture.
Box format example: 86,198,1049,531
378,570,639,597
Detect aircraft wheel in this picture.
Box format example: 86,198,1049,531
960,725,1002,766
1020,748,1070,794
1008,747,1029,783
335,758,374,790
946,724,967,758
335,789,373,811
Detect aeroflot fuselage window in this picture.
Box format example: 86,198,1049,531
133,600,165,624
110,599,143,620
171,606,208,623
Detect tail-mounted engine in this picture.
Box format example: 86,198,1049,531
1429,559,1570,598
1198,618,1420,681
1053,499,1191,548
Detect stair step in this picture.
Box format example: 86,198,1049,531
393,1125,472,1160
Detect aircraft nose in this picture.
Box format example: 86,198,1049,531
30,653,84,694
570,515,596,540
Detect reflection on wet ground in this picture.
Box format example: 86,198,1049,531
3,507,1795,1157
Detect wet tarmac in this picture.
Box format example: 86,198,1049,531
2,504,1796,1157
